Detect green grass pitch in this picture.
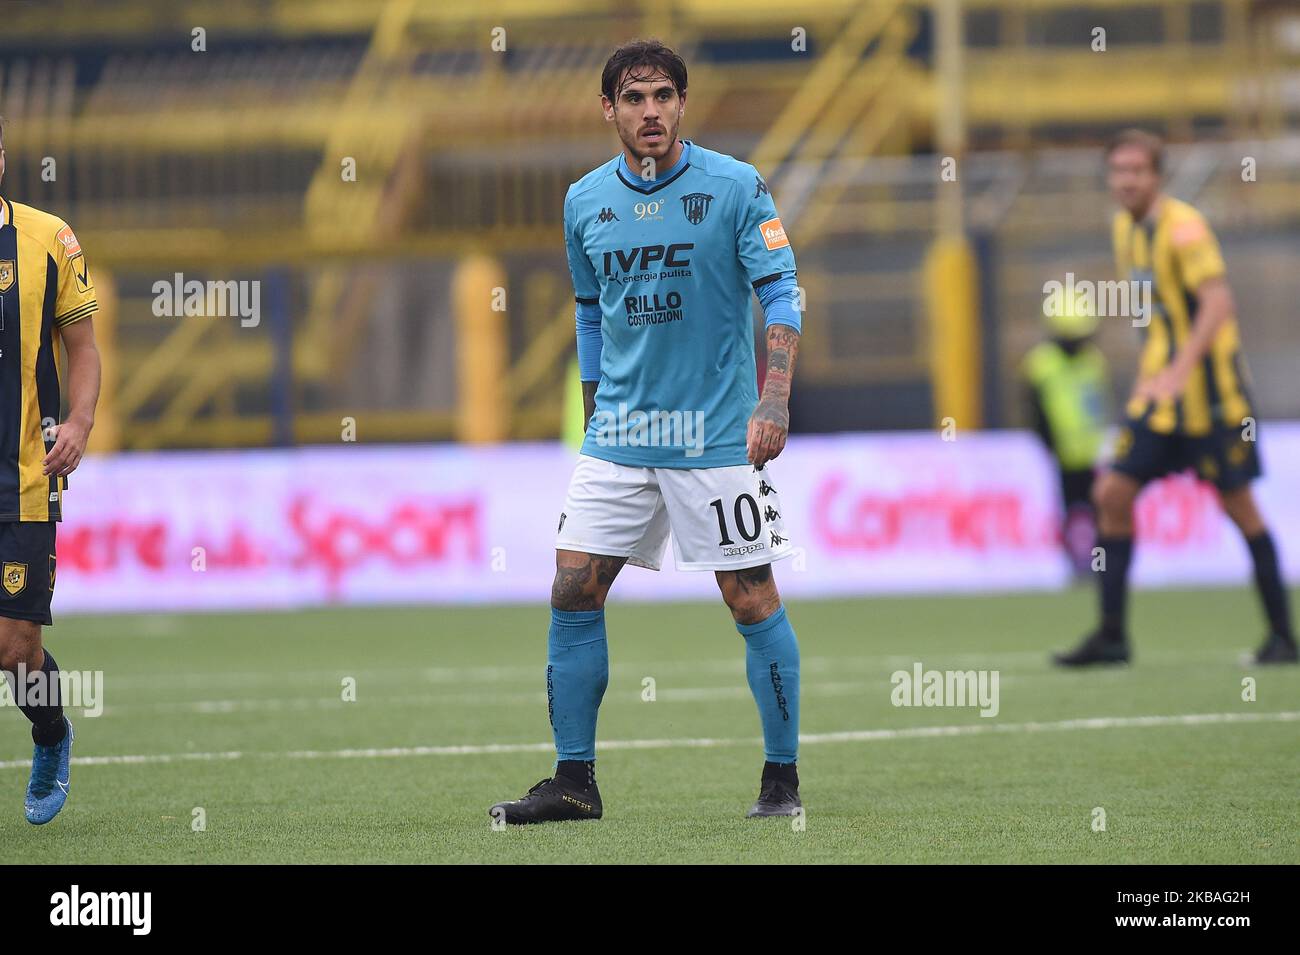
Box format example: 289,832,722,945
3,585,1296,863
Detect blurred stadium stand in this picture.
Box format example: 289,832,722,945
1,0,1298,449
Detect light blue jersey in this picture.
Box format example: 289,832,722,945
563,139,798,468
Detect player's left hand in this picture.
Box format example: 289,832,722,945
1135,362,1191,404
42,418,91,477
747,398,789,468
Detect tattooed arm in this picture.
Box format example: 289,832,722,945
747,323,799,468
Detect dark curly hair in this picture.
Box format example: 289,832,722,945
601,39,687,104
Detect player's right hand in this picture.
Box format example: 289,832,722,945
42,418,91,477
746,399,789,468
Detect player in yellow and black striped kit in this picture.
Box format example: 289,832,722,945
1055,129,1295,666
0,118,103,823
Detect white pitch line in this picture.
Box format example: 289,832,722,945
96,680,882,715
0,710,1293,770
89,647,1247,692
0,750,245,770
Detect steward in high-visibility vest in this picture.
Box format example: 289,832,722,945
562,356,586,451
1021,289,1109,575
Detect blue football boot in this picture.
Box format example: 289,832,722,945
26,716,73,825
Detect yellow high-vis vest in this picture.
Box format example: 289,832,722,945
1022,341,1108,470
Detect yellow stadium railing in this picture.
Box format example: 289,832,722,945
3,0,1290,447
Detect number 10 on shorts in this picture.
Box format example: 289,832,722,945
709,494,764,546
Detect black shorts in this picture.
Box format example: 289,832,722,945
0,521,56,626
1111,419,1262,492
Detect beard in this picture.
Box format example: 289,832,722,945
620,119,678,167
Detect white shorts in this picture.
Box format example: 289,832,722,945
555,454,795,572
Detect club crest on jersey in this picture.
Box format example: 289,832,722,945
595,207,620,224
0,260,13,293
2,562,27,597
680,192,714,225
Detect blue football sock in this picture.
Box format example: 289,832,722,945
547,608,609,763
736,605,800,763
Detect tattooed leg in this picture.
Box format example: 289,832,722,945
716,563,782,625
551,550,627,612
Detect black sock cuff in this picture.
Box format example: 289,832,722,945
763,760,798,784
1244,530,1293,639
23,648,65,746
1246,530,1276,555
1097,536,1134,582
556,759,595,787
1096,537,1134,635
32,718,66,747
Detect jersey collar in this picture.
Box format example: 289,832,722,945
616,139,692,195
1130,194,1164,229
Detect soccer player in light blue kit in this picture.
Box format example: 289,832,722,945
491,40,805,824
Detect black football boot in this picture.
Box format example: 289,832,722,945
746,761,802,818
1252,632,1298,665
1052,628,1131,667
490,763,602,825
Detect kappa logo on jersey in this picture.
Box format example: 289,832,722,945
0,260,13,293
595,207,620,224
754,175,769,198
759,217,789,251
680,193,714,225
55,225,82,259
